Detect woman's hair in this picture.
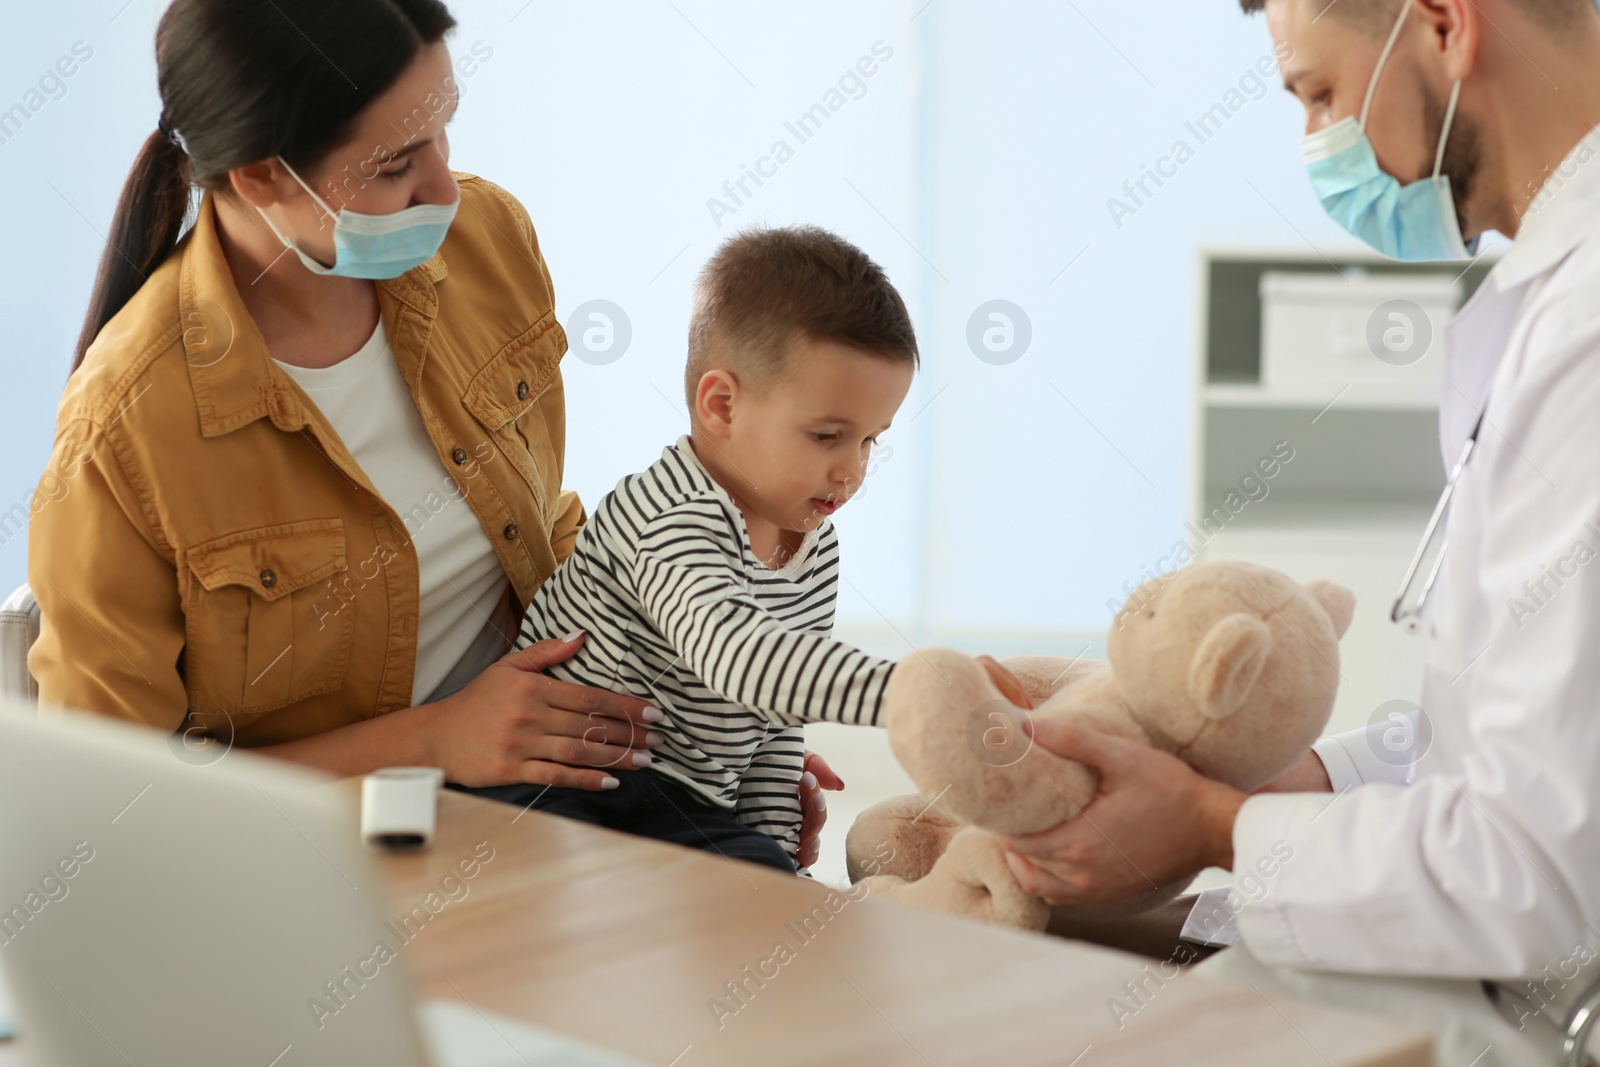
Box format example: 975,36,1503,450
73,0,456,372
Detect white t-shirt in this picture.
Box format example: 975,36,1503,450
275,319,509,705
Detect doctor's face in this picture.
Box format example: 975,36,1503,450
1266,0,1481,196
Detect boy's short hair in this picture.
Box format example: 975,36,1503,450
684,225,918,410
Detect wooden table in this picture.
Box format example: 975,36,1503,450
377,788,1428,1066
0,786,1431,1067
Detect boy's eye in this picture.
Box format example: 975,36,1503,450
812,432,839,443
381,158,415,182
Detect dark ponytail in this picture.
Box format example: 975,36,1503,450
72,0,457,372
73,129,194,372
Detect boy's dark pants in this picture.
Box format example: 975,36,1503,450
451,769,796,873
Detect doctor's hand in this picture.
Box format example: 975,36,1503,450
1000,720,1246,906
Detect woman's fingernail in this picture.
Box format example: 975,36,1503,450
801,771,818,790
560,628,585,643
645,731,666,747
600,776,620,789
812,792,827,812
631,751,654,768
641,705,665,723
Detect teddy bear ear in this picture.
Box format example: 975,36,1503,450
1187,613,1273,720
1304,578,1356,639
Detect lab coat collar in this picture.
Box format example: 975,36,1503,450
1484,121,1600,293
1438,122,1600,461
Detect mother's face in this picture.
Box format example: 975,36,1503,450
261,41,461,265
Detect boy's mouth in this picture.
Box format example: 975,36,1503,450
810,497,840,517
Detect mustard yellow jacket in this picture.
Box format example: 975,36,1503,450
28,173,585,746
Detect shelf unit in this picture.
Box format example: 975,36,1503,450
1188,248,1495,735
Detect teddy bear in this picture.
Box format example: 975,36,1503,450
845,559,1355,930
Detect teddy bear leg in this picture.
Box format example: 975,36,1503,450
863,827,1049,931
845,794,965,885
998,654,1109,708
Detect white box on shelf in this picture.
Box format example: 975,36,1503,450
1259,270,1460,395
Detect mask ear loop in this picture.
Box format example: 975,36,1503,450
1359,1,1414,130
276,156,341,229
1433,79,1462,179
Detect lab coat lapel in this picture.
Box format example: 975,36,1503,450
1437,122,1600,465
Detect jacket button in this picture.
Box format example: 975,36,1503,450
451,447,468,465
516,381,530,400
259,569,277,589
503,523,519,541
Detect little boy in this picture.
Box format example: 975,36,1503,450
460,225,917,872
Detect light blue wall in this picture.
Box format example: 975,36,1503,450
1,0,1364,638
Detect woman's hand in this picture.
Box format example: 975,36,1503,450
999,719,1245,906
423,631,665,789
795,750,845,869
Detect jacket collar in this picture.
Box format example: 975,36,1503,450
178,191,448,439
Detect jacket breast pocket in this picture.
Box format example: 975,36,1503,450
182,519,353,722
461,315,567,520
462,315,566,431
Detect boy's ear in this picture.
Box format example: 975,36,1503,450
693,369,739,436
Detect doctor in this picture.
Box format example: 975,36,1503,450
1006,0,1600,1059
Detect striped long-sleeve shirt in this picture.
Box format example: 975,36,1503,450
515,434,895,856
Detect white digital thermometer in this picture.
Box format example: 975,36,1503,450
360,767,445,850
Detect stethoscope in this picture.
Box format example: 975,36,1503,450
1390,412,1484,634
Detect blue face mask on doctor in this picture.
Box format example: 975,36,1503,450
256,157,459,280
1302,1,1479,262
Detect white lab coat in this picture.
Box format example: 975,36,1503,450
1232,123,1600,989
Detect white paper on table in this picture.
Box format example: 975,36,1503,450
1181,885,1241,947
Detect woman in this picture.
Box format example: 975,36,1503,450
29,0,836,865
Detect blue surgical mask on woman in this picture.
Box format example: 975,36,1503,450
1301,2,1478,262
256,157,459,279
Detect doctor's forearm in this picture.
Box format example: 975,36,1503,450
1254,749,1334,794
1194,777,1248,871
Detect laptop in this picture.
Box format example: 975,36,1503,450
0,702,645,1067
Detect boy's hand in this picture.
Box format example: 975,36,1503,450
796,750,845,869
977,654,1033,709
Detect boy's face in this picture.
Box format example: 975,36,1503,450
696,336,914,536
